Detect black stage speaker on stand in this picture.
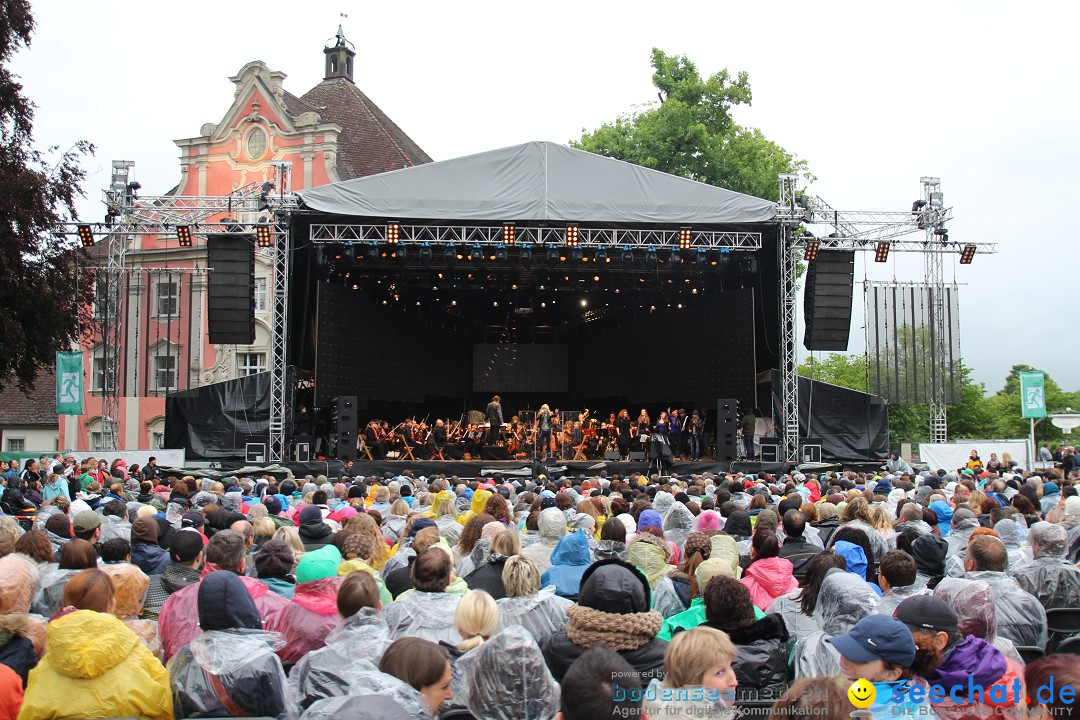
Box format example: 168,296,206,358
760,438,781,464
800,437,823,464
716,399,739,463
803,249,855,351
335,396,357,462
206,234,256,345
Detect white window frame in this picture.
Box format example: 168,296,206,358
254,277,268,312
237,352,267,377
89,432,104,452
6,438,25,452
154,354,178,392
151,431,165,450
154,275,180,318
91,353,110,394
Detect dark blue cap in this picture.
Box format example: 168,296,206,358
826,614,916,666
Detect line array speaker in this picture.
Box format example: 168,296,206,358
803,249,855,351
716,398,739,463
335,395,357,462
207,233,256,345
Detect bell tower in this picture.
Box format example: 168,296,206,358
324,24,355,82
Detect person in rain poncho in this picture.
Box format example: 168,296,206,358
794,570,880,678
591,516,628,563
98,500,132,543
18,569,172,720
993,518,1032,570
0,554,44,674
635,509,680,562
290,572,394,711
276,545,345,664
932,576,1025,666
433,498,462,547
910,533,949,590
740,531,798,611
942,508,981,577
383,546,463,645
496,555,572,643
300,672,433,720
768,550,847,643
31,539,97,617
875,549,929,617
376,636,454,719
642,626,739,720
653,532,711,619
98,545,161,659
167,571,293,719
455,520,502,581
961,534,1047,648
463,626,560,720
540,528,591,601
662,502,695,551
628,530,674,591
1013,521,1080,611
521,507,566,575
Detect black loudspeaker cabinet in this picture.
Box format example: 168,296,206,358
604,451,622,461
629,450,646,461
803,249,855,351
336,395,358,462
716,398,739,463
800,438,823,464
292,442,311,463
206,234,256,345
760,438,781,464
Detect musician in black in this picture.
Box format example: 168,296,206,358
464,423,484,459
363,420,387,460
616,409,632,460
432,419,465,460
686,410,704,460
535,404,553,460
485,395,504,445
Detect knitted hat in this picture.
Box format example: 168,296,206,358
45,513,72,539
262,496,282,515
255,540,294,578
295,544,342,584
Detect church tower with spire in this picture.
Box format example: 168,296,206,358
324,24,355,82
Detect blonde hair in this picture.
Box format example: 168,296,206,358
389,499,410,517
435,498,457,518
252,516,276,539
501,554,540,597
374,487,391,503
866,504,893,532
273,526,305,567
663,627,737,688
345,512,391,568
490,529,521,557
455,590,499,652
136,505,157,519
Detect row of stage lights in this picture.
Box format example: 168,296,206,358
802,237,977,265
75,223,276,249
385,222,696,250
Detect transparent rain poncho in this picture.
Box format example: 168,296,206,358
435,515,462,546
628,536,673,589
289,607,394,711
167,628,297,720
795,571,879,679
652,576,689,619
383,589,462,645
662,503,695,550
465,626,561,720
99,514,132,543
933,576,1027,664
30,566,79,617
1014,553,1080,610
652,491,675,521
496,586,572,642
299,666,430,720
521,508,566,575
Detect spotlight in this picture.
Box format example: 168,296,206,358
959,244,976,265
519,245,533,266
803,240,820,261
502,224,515,245
445,245,457,265
547,247,560,265
469,245,483,263
256,224,273,248
621,247,634,265
386,222,400,244
667,252,683,270
364,243,379,261
595,247,609,264
419,244,433,264
566,224,579,246
77,224,94,247
678,227,692,250
570,247,583,263
874,242,890,263
644,248,658,268
693,249,706,266
396,245,408,264
495,245,508,262
176,225,192,246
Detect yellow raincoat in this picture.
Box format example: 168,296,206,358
457,488,492,526
337,558,393,605
18,610,171,720
420,490,453,519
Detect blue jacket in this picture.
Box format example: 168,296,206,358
541,530,592,600
833,540,883,596
130,542,169,576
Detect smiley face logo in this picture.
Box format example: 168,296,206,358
847,678,876,709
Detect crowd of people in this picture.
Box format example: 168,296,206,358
0,454,1078,718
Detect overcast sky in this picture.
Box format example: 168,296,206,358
13,1,1080,400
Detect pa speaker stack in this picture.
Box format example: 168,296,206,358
206,234,256,345
803,249,855,351
335,396,357,462
716,399,739,463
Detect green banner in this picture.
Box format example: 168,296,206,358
1020,371,1046,419
56,351,84,415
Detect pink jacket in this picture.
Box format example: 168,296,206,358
276,577,344,663
740,557,798,610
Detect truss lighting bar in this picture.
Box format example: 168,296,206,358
803,240,820,261
77,224,94,247
502,223,515,245
256,224,273,248
566,224,579,247
176,225,192,247
678,227,692,250
874,242,890,263
386,222,400,245
959,244,977,264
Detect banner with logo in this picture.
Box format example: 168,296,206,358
56,351,84,415
1020,371,1046,419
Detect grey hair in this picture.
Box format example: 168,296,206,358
1029,521,1067,557
206,529,247,572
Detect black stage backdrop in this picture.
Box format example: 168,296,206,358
165,372,270,461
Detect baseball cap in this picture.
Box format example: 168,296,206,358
181,511,205,529
169,531,204,563
894,595,958,634
827,614,916,666
72,510,102,534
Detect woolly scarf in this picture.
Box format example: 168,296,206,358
565,604,662,651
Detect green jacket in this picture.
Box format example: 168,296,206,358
657,597,766,641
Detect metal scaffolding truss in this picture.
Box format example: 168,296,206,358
310,223,762,250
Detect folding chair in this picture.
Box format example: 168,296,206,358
360,442,374,461
1046,607,1080,653
1057,636,1080,656
1015,645,1045,664
398,443,415,461
572,443,587,461
428,440,445,461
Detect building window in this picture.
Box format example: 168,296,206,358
154,354,177,391
5,438,24,453
151,431,165,450
92,355,110,394
238,352,266,377
254,277,268,312
155,276,179,317
246,127,267,160
89,432,104,452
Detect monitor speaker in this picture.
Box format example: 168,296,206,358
245,443,266,464
716,398,739,463
335,395,357,462
760,438,781,464
803,249,855,351
207,234,256,345
604,450,621,461
628,450,646,461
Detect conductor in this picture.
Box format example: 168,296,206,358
485,395,504,445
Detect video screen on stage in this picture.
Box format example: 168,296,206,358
473,344,569,393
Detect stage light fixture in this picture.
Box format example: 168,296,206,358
77,224,94,247
570,247,583,263
693,249,706,266
419,244,433,263
502,224,515,245
495,245,508,262
386,222,400,244
256,224,273,247
565,224,579,246
547,247,560,265
959,244,976,264
519,245,533,266
644,248,658,268
396,245,408,263
803,240,819,261
470,244,482,263
874,241,890,263
621,247,634,265
595,247,609,264
176,225,192,247
667,252,683,270
679,227,692,250
444,245,458,265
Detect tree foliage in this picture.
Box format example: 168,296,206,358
0,0,95,392
572,48,811,200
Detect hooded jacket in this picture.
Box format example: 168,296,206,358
167,572,291,720
539,560,667,682
795,571,880,678
141,562,202,621
929,500,954,537
740,557,798,611
521,507,566,575
540,530,592,600
459,488,493,525
383,589,462,645
289,607,393,710
0,614,37,686
924,636,1024,718
628,535,674,589
592,539,628,563
1013,553,1080,610
912,533,949,590
466,626,561,720
297,505,334,551
277,576,344,663
704,614,790,702
993,519,1032,570
18,610,172,720
464,553,511,600
496,586,572,643
662,503,695,550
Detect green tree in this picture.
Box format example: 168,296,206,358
0,0,95,392
798,353,867,392
984,365,1080,444
572,48,811,200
